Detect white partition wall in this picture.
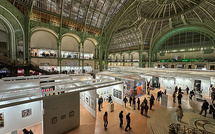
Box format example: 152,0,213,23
0,101,42,134
43,93,80,134
176,77,193,91
160,77,175,94
80,90,97,117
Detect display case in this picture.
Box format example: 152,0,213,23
31,48,58,58
80,53,94,59
61,51,79,59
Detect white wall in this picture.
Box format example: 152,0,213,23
160,78,175,94
61,36,79,51
31,31,57,49
97,84,123,106
43,93,80,134
80,90,97,117
175,77,193,91
0,101,42,134
201,79,210,96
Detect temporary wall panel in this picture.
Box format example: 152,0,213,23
80,90,97,118
43,92,80,134
0,101,42,134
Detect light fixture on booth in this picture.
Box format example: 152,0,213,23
154,66,157,68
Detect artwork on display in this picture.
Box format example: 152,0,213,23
61,115,66,119
194,80,201,92
85,94,90,106
22,108,32,118
113,89,122,99
52,117,57,124
104,91,106,94
90,97,96,110
101,91,103,95
81,93,85,101
69,111,74,117
122,79,134,96
0,113,4,127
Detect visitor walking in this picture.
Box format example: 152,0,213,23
172,91,176,103
189,90,194,100
209,102,215,119
199,100,209,117
186,86,190,95
145,103,149,117
150,96,154,110
123,96,128,107
211,91,215,104
177,93,183,104
129,96,132,106
119,111,123,127
151,94,155,105
103,111,108,128
137,98,140,110
133,96,136,110
140,102,144,115
176,105,183,122
143,97,148,105
175,86,178,93
108,95,112,102
125,113,131,131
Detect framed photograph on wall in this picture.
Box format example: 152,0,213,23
81,93,84,101
52,117,57,124
90,97,96,110
69,111,74,117
22,108,32,118
0,113,4,127
85,94,90,106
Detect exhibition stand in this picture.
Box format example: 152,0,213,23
0,75,123,134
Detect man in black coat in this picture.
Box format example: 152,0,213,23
177,93,183,104
129,96,132,106
123,96,128,107
119,111,123,127
199,100,209,117
98,97,101,111
125,113,131,131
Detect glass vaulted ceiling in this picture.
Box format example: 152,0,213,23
33,0,128,28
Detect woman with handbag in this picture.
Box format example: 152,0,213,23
176,105,183,122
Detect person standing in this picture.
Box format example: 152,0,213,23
133,97,136,110
199,100,209,117
190,90,194,100
175,86,178,93
145,103,149,116
176,105,183,122
172,91,176,103
179,87,182,93
143,98,148,105
151,94,155,105
103,111,108,128
108,95,112,102
140,102,144,115
123,96,128,107
119,111,123,127
100,96,103,108
137,98,140,110
177,93,183,104
186,86,189,95
129,96,132,106
211,90,215,104
150,96,154,110
98,97,101,111
125,113,131,131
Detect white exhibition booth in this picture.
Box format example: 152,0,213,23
107,67,215,98
0,74,123,134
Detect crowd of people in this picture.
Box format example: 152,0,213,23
100,85,215,132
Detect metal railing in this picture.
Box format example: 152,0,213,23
169,123,215,134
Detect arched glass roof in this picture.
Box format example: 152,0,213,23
32,0,128,28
